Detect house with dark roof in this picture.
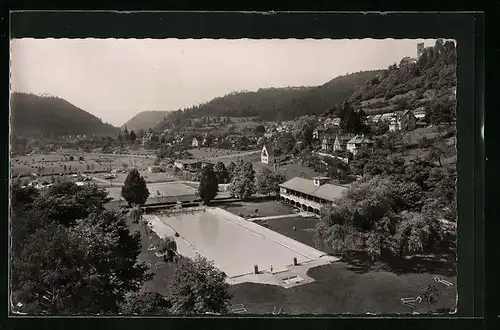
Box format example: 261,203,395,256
279,176,347,214
261,143,284,165
321,135,334,152
174,159,204,172
346,135,374,156
389,110,417,132
333,134,354,152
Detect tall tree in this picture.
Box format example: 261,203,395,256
156,236,178,262
167,256,231,315
121,169,150,206
214,161,229,184
229,161,256,201
256,167,285,197
255,125,266,136
227,161,237,181
120,292,171,315
198,164,219,205
11,211,150,314
129,130,137,143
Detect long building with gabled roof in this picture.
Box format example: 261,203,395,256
278,176,347,214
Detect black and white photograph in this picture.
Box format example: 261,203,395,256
9,37,458,315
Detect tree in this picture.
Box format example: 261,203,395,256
255,125,265,136
420,283,441,313
314,175,439,260
229,161,256,201
123,126,129,141
167,256,231,315
256,167,285,197
214,161,229,184
156,236,178,262
198,164,219,205
127,206,142,224
339,101,365,134
120,292,171,315
418,136,432,151
227,161,237,181
129,130,137,143
11,211,150,314
121,169,150,206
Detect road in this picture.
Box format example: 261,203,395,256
204,150,261,161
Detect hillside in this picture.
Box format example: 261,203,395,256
156,70,381,130
347,39,457,123
121,110,170,132
10,93,119,138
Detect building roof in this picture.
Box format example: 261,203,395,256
335,134,353,143
175,159,201,165
263,142,274,153
279,177,347,202
347,135,374,145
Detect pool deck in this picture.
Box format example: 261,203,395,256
144,207,339,288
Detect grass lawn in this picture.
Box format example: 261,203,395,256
93,170,173,186
231,214,457,314
229,262,457,314
222,199,295,218
188,147,260,161
125,211,178,296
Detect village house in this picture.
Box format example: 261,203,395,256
333,135,354,152
141,131,154,146
191,137,199,148
321,136,334,152
389,110,417,132
261,142,285,165
413,108,426,120
380,112,396,122
279,176,347,214
174,159,203,172
148,165,163,173
346,134,375,156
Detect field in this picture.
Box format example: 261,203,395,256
92,170,174,187
252,160,322,180
404,125,455,145
189,147,261,165
11,151,157,177
106,182,197,201
223,199,295,218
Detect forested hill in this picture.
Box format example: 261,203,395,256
121,110,170,132
346,39,457,122
156,70,381,129
10,93,119,138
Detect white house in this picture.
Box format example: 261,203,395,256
261,143,284,165
192,137,199,147
346,135,374,156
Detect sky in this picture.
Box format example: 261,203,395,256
10,38,437,126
